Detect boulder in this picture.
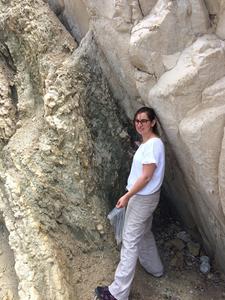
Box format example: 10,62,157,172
130,0,209,78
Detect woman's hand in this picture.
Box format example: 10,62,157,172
116,193,130,208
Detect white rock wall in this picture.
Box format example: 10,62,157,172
51,0,225,271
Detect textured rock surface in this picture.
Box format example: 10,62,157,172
47,0,225,274
0,0,132,298
1,0,225,298
0,47,17,144
0,223,19,299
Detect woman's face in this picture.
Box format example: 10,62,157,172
134,112,154,136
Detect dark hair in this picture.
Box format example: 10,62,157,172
133,106,159,135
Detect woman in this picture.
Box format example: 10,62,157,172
95,106,165,300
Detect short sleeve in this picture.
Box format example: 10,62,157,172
141,140,160,165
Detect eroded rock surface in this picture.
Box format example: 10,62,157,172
0,45,17,144
47,0,225,274
0,0,132,298
1,0,225,298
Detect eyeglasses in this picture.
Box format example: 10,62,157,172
134,119,150,125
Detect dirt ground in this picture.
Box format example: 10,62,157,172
78,202,225,300
1,204,225,300
76,240,225,300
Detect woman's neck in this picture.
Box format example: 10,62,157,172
142,132,157,143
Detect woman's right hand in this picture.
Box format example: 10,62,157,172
116,194,130,208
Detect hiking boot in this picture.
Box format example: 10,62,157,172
95,286,117,300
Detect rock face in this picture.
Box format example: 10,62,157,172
1,0,225,298
0,0,132,298
47,0,225,273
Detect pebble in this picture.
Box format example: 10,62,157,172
207,273,213,280
162,288,173,299
187,241,200,257
200,255,210,263
200,262,210,274
200,256,211,274
177,231,191,243
96,224,103,232
168,239,185,251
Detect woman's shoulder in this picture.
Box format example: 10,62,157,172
144,137,164,152
146,137,163,146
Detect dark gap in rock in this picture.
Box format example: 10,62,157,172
48,0,64,16
209,14,218,29
9,84,18,108
58,14,79,42
156,189,204,246
0,43,17,73
152,191,213,276
47,1,81,44
137,0,144,17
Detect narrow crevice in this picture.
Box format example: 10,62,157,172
137,0,144,17
47,1,79,44
209,14,217,29
0,43,18,145
135,66,158,80
0,43,16,72
9,84,18,107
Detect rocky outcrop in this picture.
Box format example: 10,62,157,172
130,0,209,78
47,0,225,273
1,0,225,298
0,0,132,298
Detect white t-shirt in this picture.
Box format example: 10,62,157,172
126,137,165,195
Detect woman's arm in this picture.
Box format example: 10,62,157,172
116,163,156,208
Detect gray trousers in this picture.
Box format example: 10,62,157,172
109,192,163,300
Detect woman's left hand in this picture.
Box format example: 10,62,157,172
116,194,130,208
